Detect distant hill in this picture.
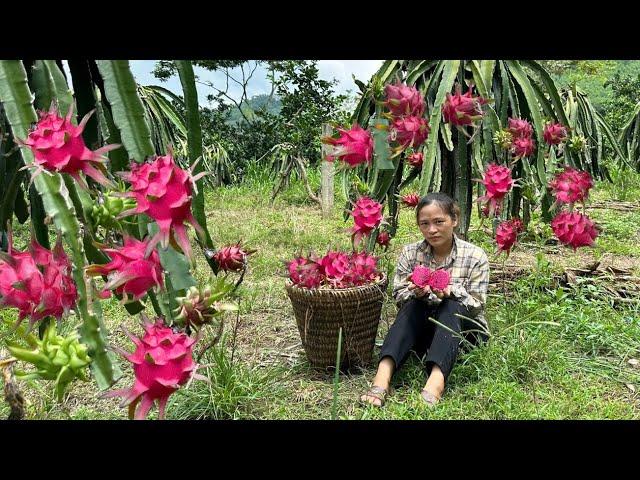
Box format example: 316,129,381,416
227,94,282,124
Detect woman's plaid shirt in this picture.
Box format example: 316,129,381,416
392,235,490,328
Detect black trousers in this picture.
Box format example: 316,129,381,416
379,298,488,380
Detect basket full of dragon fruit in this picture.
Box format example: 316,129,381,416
285,250,387,369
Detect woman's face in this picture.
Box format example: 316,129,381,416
417,203,458,249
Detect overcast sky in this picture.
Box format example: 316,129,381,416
128,60,383,105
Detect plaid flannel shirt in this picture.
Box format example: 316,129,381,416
392,235,490,328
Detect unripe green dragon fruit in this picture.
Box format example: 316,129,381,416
91,193,136,231
174,278,238,331
7,322,91,401
568,135,587,152
493,129,513,150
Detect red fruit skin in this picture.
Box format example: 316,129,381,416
214,245,251,272
407,152,424,169
351,196,383,245
389,116,430,150
384,81,425,117
512,136,536,158
543,123,568,145
401,193,421,208
548,167,593,205
551,211,599,250
496,219,522,254
477,164,513,216
442,85,488,127
323,124,373,167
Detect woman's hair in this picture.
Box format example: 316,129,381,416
415,192,460,223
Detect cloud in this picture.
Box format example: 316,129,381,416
317,60,383,94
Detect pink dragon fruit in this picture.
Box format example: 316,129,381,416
105,315,203,420
383,81,425,117
350,196,384,245
287,256,324,289
548,167,593,205
442,84,489,127
401,193,421,208
507,118,533,139
389,116,430,151
496,219,524,254
20,104,119,189
543,122,568,145
409,265,432,289
117,151,206,262
512,136,536,158
347,252,379,287
429,269,451,291
86,236,163,303
0,234,77,330
322,124,374,167
213,243,255,272
376,231,391,248
477,164,514,216
319,251,351,287
551,211,599,250
407,152,424,169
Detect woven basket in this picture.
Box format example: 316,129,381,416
285,274,388,369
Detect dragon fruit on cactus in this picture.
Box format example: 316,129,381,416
389,116,430,151
213,243,255,272
543,122,568,145
401,193,421,208
383,81,425,117
322,124,374,167
0,234,77,330
174,283,238,331
507,118,533,139
86,236,163,303
407,152,424,169
548,167,593,205
512,136,536,158
442,84,489,127
551,211,599,250
429,269,451,291
496,219,524,254
20,104,119,189
117,151,206,262
319,251,351,287
409,265,432,288
287,256,324,289
477,164,513,216
350,196,383,245
105,315,203,420
376,231,391,248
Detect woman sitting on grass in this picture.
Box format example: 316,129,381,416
360,192,490,407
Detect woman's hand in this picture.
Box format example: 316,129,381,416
432,286,451,299
408,282,431,298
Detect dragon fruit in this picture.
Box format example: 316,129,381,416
350,196,384,245
442,84,489,127
117,151,206,263
376,231,391,248
551,211,599,250
407,152,424,169
429,269,451,291
543,122,568,145
383,81,425,117
409,265,432,288
512,136,536,158
287,256,324,289
319,251,351,287
322,124,374,167
86,236,163,303
476,164,514,216
0,233,77,330
212,243,255,272
174,282,238,331
481,202,502,218
389,116,430,151
105,315,203,420
401,193,421,208
347,251,379,287
549,167,593,205
19,104,119,189
507,118,533,139
496,219,524,254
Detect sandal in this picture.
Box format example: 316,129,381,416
420,389,441,407
360,385,393,407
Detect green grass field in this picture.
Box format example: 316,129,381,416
2,164,640,420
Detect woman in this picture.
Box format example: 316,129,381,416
360,192,490,407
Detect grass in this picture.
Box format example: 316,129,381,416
2,164,640,420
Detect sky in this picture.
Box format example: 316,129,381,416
128,60,383,106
